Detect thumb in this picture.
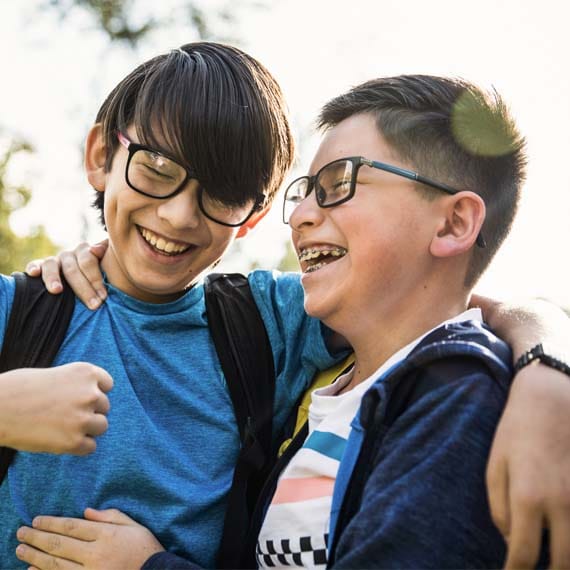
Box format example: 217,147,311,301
84,507,136,526
90,239,109,259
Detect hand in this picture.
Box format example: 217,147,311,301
26,240,109,310
471,294,570,360
16,508,164,570
487,364,570,569
473,294,570,568
0,363,113,454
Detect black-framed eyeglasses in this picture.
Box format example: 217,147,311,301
283,156,486,248
117,132,263,227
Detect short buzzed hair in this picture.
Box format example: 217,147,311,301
319,75,526,286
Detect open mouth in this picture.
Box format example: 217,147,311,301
298,246,347,273
137,226,192,257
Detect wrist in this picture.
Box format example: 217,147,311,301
513,343,570,377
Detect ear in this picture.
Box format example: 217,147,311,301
430,191,486,258
85,124,108,193
235,205,271,239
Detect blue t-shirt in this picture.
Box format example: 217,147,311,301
0,270,335,568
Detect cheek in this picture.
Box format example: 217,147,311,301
207,226,239,256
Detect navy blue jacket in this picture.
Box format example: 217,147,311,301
328,320,512,569
146,320,548,569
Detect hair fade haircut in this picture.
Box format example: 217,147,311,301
318,75,526,287
92,42,294,225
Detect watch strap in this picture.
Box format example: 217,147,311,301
513,343,570,376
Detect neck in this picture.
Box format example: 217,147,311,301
332,284,471,388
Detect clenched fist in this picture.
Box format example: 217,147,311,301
0,362,113,455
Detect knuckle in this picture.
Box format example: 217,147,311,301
60,254,80,274
63,518,77,533
78,438,97,456
511,486,544,511
47,533,63,552
47,556,61,570
74,241,90,255
77,245,96,263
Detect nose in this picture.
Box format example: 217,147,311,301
156,179,202,229
288,190,324,232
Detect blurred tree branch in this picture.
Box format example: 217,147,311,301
0,137,58,273
42,0,267,46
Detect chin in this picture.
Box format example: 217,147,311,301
303,293,333,322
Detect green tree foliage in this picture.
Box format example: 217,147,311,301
276,241,300,272
43,0,265,46
0,139,58,274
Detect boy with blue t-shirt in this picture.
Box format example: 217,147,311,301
0,42,338,569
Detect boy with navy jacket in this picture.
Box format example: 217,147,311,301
254,76,546,568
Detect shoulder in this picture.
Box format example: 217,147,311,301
247,269,301,294
246,269,304,318
406,319,512,392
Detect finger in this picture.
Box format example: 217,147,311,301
504,502,543,569
93,391,111,415
486,453,511,537
73,436,97,456
31,516,100,541
59,251,102,310
89,239,109,259
84,507,137,526
549,508,570,569
25,259,44,277
16,543,81,569
17,526,91,563
85,413,109,438
95,368,114,394
39,257,64,294
76,243,107,301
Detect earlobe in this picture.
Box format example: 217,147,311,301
430,192,486,258
85,124,108,193
236,206,270,239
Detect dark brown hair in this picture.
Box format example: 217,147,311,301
93,42,294,224
319,75,526,286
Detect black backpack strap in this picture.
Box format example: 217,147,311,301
204,273,276,569
0,272,75,485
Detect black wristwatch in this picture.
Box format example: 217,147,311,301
513,343,570,376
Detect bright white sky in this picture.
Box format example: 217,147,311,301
1,0,569,306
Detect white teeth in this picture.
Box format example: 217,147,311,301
298,247,347,263
305,262,328,273
139,227,190,255
297,246,347,274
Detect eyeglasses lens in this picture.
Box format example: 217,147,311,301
201,192,257,226
128,150,186,197
283,177,310,224
129,149,256,226
317,160,354,206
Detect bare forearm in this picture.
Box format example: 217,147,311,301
475,295,570,360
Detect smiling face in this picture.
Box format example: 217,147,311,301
86,125,260,303
289,113,444,333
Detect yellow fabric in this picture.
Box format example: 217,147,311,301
278,353,356,457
